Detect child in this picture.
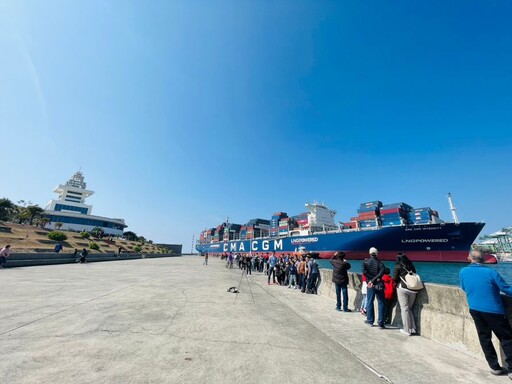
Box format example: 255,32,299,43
360,274,368,315
287,262,298,289
382,267,397,324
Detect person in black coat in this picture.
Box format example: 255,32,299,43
362,247,386,328
331,252,352,312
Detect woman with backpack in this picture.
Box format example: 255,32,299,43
393,253,419,336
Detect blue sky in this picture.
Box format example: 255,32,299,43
1,0,511,249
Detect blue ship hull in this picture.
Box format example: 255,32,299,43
196,222,493,263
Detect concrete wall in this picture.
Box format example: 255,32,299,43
319,269,508,360
4,252,181,268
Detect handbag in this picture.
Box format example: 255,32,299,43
400,269,424,291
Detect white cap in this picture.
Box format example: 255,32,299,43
369,247,378,255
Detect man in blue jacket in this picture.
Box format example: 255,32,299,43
268,252,278,285
460,250,512,378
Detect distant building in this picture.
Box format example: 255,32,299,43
45,171,127,236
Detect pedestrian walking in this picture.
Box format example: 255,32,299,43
79,248,88,263
203,252,208,266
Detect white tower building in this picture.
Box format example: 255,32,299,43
45,171,127,236
46,171,94,215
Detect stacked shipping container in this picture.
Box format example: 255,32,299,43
380,202,413,227
270,212,287,237
356,201,382,228
408,208,438,225
201,200,444,245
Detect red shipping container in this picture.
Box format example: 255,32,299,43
380,208,402,214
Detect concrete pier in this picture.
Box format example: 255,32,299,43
0,257,503,383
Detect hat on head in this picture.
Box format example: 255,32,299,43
369,247,378,255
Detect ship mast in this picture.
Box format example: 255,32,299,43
447,193,460,224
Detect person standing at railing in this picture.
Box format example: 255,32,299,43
460,250,512,379
330,252,352,312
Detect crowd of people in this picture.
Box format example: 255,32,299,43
204,251,321,293
204,246,512,379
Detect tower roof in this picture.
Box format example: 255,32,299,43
65,171,87,189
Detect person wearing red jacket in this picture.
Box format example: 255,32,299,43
382,267,397,325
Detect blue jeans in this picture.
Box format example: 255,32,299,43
335,284,349,311
366,287,385,326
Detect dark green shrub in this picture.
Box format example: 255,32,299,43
80,232,91,239
134,245,142,253
47,231,67,241
89,242,100,251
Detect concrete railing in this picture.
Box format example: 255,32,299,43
319,269,509,360
3,252,182,268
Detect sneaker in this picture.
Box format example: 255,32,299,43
364,320,373,327
335,308,342,312
400,329,411,336
268,282,271,285
378,324,386,330
490,367,503,375
344,309,352,313
288,286,291,289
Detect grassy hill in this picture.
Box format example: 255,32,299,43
0,222,171,254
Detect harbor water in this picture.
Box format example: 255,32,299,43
317,259,512,286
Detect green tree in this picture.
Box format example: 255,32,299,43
123,231,138,241
134,245,142,253
37,217,51,228
91,227,104,238
48,231,68,241
0,198,16,221
80,231,91,239
137,236,146,244
15,208,31,224
89,242,100,251
25,205,45,225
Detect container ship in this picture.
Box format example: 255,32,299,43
196,196,495,263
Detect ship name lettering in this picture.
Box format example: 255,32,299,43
273,239,283,250
230,243,237,251
239,243,245,251
262,240,269,251
290,237,319,245
401,238,449,243
251,241,258,251
223,244,228,252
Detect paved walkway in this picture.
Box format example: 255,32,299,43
0,257,505,383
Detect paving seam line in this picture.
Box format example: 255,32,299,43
0,271,172,337
252,279,393,383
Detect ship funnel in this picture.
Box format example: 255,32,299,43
447,193,460,224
